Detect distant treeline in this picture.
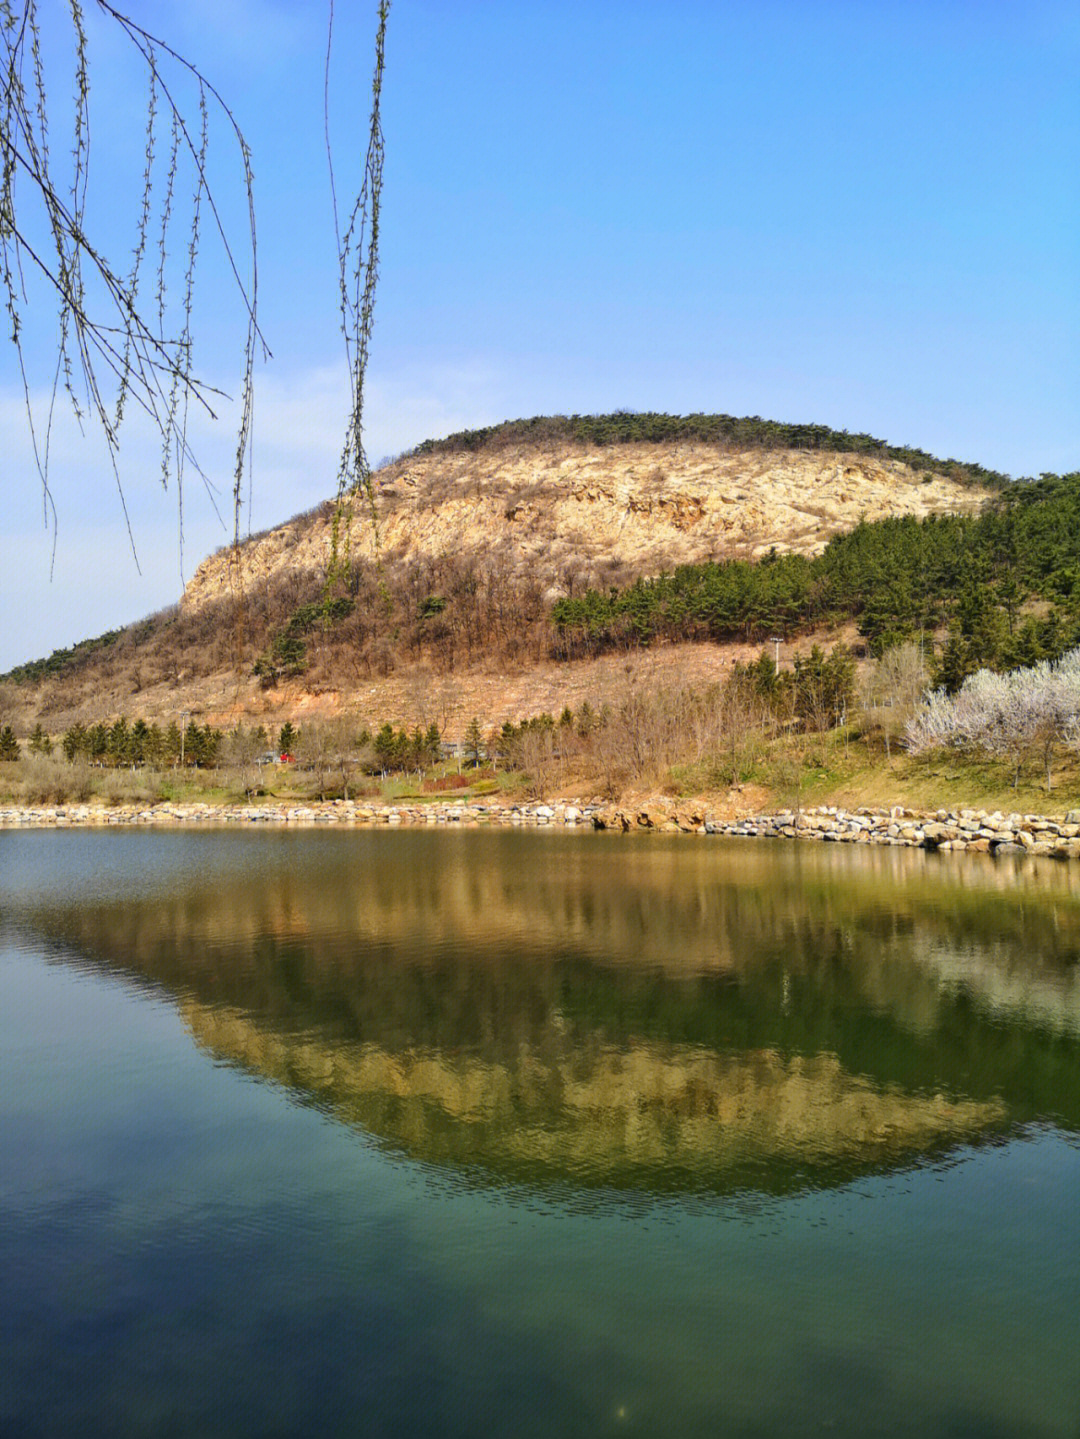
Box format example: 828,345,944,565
60,717,223,768
554,472,1080,689
412,411,1012,490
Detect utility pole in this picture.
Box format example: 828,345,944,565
180,710,189,768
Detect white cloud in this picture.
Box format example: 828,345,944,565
365,358,513,461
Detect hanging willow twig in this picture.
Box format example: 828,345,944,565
0,0,267,567
325,0,389,591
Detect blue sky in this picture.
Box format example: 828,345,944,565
2,0,1078,671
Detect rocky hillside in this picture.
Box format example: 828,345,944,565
3,413,1010,732
182,431,991,617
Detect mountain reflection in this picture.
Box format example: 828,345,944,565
9,828,1080,1196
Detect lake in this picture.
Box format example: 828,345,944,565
1,827,1078,1437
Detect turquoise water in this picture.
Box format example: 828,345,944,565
1,828,1078,1436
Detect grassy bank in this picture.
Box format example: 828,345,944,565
3,729,1080,818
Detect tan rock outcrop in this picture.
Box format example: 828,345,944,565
180,441,990,616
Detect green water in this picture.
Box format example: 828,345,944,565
1,828,1078,1436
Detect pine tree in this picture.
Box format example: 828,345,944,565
108,718,131,767
131,720,150,765
183,721,202,768
164,723,182,767
373,723,396,772
145,724,165,768
62,724,88,763
465,716,484,768
88,724,109,763
29,724,52,755
424,722,442,765
0,726,21,761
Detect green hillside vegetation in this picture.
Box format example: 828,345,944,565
554,471,1080,688
4,627,124,686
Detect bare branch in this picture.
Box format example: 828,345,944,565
1,0,261,552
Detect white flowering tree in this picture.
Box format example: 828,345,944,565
905,647,1080,790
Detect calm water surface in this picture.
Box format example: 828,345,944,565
1,828,1078,1437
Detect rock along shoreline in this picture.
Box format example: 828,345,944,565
4,798,1080,859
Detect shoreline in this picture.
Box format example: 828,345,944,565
3,797,1080,858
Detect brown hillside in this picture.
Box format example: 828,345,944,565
4,427,992,736
183,440,987,617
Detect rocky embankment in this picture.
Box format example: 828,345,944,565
619,803,1080,857
3,799,1080,858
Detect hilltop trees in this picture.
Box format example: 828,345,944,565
418,414,1010,490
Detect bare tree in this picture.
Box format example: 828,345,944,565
2,1,261,553
859,640,929,758
2,1,388,567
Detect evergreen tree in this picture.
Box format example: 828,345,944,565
0,726,21,761
410,728,425,769
278,722,298,757
164,722,182,767
183,720,202,767
373,723,396,772
62,723,88,763
108,718,131,767
131,719,150,765
199,726,222,769
575,701,596,737
751,651,779,696
28,724,52,755
464,717,485,767
792,644,855,730
424,722,442,765
88,723,109,763
145,724,165,768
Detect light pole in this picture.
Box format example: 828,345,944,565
180,710,189,768
770,637,783,669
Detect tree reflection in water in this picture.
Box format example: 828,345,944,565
7,827,1080,1200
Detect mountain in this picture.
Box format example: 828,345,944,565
182,418,993,617
2,414,1001,730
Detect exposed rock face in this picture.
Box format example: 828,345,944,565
180,441,990,616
